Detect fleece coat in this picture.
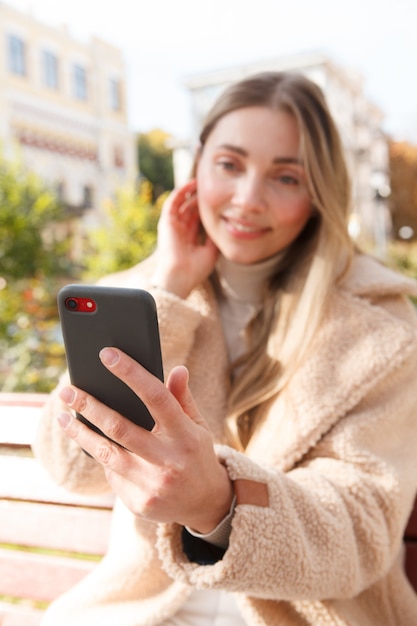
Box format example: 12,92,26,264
34,253,417,626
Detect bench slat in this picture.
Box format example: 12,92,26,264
0,602,43,626
0,407,41,446
0,548,96,603
0,455,114,508
0,394,46,447
0,393,49,407
0,500,111,554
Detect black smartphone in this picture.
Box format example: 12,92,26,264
57,284,164,436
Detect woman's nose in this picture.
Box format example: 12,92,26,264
232,175,266,213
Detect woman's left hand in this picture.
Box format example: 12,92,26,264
57,347,234,533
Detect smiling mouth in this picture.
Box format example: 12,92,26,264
223,217,269,234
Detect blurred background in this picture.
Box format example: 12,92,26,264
1,0,417,391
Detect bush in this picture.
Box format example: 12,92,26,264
82,181,160,280
387,241,417,306
0,179,162,392
0,277,66,392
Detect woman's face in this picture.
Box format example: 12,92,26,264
196,106,313,264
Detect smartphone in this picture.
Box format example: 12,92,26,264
57,284,164,436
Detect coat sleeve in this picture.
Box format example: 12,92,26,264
156,328,417,601
32,286,204,494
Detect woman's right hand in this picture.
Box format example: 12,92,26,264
150,180,219,298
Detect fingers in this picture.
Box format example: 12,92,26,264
56,350,226,527
58,384,152,456
57,408,124,467
58,349,197,456
98,350,206,433
166,366,208,428
163,180,198,222
175,179,197,209
99,348,179,428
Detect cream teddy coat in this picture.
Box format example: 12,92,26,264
34,253,417,626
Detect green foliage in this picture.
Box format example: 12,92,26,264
387,240,417,306
0,155,75,391
0,156,71,280
138,129,174,200
82,182,161,281
387,241,417,278
0,277,66,392
0,155,163,392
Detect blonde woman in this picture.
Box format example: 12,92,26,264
35,72,417,625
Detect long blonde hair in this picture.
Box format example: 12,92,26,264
195,72,354,448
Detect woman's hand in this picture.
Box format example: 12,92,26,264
57,347,234,533
150,180,219,298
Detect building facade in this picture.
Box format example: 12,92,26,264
175,52,391,253
0,2,136,225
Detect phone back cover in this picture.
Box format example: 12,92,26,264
58,285,164,432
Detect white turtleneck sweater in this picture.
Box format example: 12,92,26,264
161,253,283,626
216,253,283,364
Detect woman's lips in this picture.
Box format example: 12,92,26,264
222,216,269,237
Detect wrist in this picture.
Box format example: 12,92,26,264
185,494,236,549
186,466,234,535
150,269,191,299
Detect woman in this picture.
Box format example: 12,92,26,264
34,71,417,625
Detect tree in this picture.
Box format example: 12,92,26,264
0,155,70,279
0,155,73,391
389,141,417,240
0,276,67,391
138,129,174,200
82,181,160,280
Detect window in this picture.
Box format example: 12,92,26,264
109,78,121,111
73,64,87,101
113,145,124,168
42,50,59,89
56,180,66,201
7,34,26,76
82,185,94,208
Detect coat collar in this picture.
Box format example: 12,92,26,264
340,253,417,298
247,255,417,470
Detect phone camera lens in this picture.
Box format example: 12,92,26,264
66,298,79,311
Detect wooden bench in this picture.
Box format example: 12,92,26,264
0,393,114,626
1,393,416,625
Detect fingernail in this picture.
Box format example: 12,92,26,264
100,347,119,366
59,386,75,405
58,412,72,430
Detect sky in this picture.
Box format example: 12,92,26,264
5,0,417,142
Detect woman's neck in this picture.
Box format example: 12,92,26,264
215,252,284,306
213,252,284,367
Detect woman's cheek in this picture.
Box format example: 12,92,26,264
272,195,312,226
197,176,227,223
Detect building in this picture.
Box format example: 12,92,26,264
175,52,391,253
0,2,136,226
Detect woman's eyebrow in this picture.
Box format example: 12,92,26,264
217,144,302,165
217,143,247,156
272,156,303,165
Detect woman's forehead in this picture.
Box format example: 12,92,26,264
204,106,302,160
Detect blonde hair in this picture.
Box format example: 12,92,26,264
195,72,354,449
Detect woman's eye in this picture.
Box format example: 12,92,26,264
282,175,298,185
217,160,237,172
273,173,299,185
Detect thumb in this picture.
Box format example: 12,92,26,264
166,366,208,428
